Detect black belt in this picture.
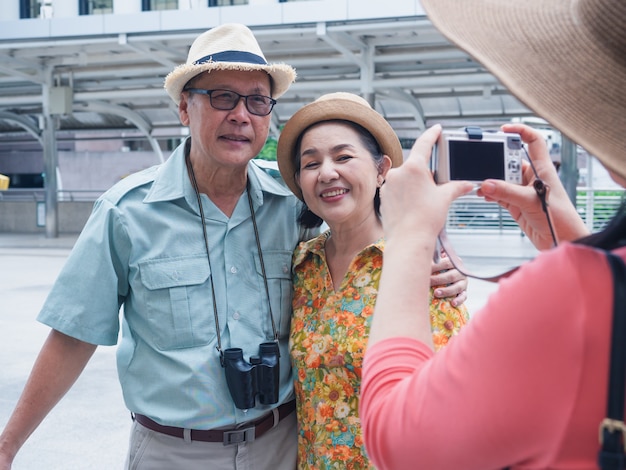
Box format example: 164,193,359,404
133,400,296,446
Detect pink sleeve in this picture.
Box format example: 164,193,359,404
360,244,611,470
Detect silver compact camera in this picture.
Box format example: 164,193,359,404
433,127,523,184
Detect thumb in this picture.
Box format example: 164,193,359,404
443,180,475,203
478,179,534,206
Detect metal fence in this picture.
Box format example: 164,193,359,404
2,187,624,233
447,187,625,233
0,189,105,202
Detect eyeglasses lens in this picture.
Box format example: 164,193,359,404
210,90,273,116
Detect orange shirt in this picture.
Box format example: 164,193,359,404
290,232,469,469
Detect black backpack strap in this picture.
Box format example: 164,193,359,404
599,252,626,470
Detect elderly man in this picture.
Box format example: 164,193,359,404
0,24,467,469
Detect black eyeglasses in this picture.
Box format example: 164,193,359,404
183,88,276,116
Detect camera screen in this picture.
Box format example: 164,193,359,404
448,140,505,181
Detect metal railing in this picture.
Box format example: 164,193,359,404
2,187,624,232
447,188,625,233
0,189,105,202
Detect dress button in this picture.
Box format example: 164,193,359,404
230,266,237,274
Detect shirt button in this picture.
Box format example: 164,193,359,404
230,266,237,274
233,312,241,320
283,265,289,274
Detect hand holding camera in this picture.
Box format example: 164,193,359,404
476,123,589,249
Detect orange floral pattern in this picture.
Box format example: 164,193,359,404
290,233,469,469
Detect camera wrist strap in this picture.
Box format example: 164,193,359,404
185,154,278,366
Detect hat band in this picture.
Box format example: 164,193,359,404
193,50,268,66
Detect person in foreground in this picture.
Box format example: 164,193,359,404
359,0,626,469
276,92,470,469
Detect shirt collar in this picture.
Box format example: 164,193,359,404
293,231,385,268
143,137,294,208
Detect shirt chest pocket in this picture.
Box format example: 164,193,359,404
139,256,213,350
253,250,293,339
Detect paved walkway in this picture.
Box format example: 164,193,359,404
0,230,538,469
0,233,129,469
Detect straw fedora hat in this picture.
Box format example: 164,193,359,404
276,92,404,200
164,23,296,105
421,0,626,179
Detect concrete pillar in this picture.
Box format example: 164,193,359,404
42,73,59,238
560,135,578,205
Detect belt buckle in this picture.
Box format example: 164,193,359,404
223,426,255,446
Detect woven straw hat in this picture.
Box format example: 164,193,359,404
276,92,403,200
421,0,626,178
164,23,296,105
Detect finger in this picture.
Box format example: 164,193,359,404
433,279,468,301
431,268,468,289
407,124,442,165
477,179,538,208
452,289,468,307
441,179,475,204
501,123,553,170
432,256,454,273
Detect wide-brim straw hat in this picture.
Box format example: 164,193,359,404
422,0,626,179
164,23,296,105
277,92,404,200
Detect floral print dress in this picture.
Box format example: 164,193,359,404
290,232,470,469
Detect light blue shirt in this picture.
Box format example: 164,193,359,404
38,138,308,429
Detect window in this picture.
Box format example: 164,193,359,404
79,0,113,15
208,0,248,5
142,0,178,10
20,0,41,18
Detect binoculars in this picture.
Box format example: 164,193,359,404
223,342,280,410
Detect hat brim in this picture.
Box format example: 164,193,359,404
277,98,404,200
164,61,296,105
422,0,626,179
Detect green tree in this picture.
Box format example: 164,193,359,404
257,137,278,161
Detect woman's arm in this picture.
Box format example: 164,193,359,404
361,246,604,470
368,125,473,349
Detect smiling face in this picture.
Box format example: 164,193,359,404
296,121,391,230
178,69,272,170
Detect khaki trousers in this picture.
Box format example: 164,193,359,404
125,412,297,470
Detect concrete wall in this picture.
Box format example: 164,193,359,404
0,201,93,233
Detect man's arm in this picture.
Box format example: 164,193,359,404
0,330,96,469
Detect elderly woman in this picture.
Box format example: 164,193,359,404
276,92,470,469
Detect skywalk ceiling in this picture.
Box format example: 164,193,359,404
0,17,533,144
